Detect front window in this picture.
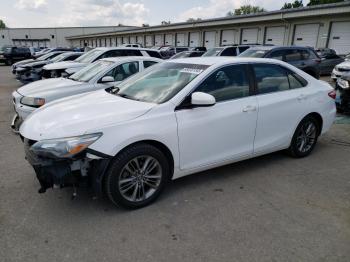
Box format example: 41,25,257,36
75,49,105,63
69,60,113,82
115,62,209,103
239,49,268,58
202,48,224,57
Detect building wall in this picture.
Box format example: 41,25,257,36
0,26,136,48
66,3,350,54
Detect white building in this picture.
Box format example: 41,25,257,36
67,2,350,55
0,25,137,48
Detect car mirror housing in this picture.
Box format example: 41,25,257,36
191,92,216,107
101,76,115,83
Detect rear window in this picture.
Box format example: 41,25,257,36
221,47,237,56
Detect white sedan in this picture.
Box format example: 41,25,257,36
20,57,336,209
11,56,162,131
331,60,350,80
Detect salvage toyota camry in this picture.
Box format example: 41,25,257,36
19,57,336,209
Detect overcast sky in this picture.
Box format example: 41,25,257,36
1,0,288,28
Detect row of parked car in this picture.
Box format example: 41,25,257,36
3,43,347,208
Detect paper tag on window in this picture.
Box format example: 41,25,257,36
180,68,204,74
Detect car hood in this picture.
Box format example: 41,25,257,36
17,78,83,97
43,61,86,70
20,90,156,140
337,61,350,69
13,59,36,66
23,60,49,68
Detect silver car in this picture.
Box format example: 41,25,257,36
11,56,162,131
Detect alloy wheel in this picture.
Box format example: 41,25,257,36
296,121,317,153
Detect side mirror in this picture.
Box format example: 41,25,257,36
191,92,216,107
101,76,115,83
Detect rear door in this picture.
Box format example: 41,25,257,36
175,64,257,170
251,63,310,153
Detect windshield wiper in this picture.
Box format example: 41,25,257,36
118,93,140,101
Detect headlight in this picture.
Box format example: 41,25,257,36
30,133,102,158
20,96,45,108
337,78,349,89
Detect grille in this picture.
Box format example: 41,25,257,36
41,69,51,78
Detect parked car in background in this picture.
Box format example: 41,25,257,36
336,72,350,113
121,44,143,48
11,51,69,74
203,45,257,57
15,52,83,82
315,48,344,75
33,47,74,58
0,45,12,64
170,50,205,59
0,46,32,65
19,57,336,208
42,47,163,78
331,60,350,80
345,53,350,61
159,46,190,59
239,46,321,79
190,47,207,52
11,56,162,131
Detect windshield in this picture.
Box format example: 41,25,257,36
202,48,224,57
69,60,113,82
239,49,268,58
50,53,67,62
37,52,57,61
75,49,104,63
115,62,209,104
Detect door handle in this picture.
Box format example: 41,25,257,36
242,105,257,112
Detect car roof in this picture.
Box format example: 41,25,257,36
170,56,285,66
100,56,163,63
94,47,160,52
248,45,313,51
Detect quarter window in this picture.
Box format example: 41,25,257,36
195,65,250,102
143,61,158,68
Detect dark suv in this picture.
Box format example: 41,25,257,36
239,46,321,79
0,46,32,65
203,45,258,57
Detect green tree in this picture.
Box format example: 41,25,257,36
307,0,344,6
0,19,6,29
281,1,304,9
227,5,266,16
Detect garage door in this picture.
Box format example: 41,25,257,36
117,37,122,46
136,36,144,45
241,28,259,44
122,37,129,44
189,32,200,47
165,34,174,45
176,33,186,46
145,35,153,47
130,36,136,44
328,21,350,55
265,26,285,45
204,31,216,48
221,30,235,46
293,24,320,47
155,34,164,46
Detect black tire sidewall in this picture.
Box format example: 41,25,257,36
104,144,170,209
289,116,319,158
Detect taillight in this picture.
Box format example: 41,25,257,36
328,90,336,100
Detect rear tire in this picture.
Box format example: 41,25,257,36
287,116,320,158
104,143,170,209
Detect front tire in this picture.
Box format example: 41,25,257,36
288,116,320,158
104,143,170,209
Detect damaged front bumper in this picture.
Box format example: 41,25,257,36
23,137,111,196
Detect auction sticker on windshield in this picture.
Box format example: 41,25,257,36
180,68,204,74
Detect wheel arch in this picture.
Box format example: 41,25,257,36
307,112,323,136
114,139,175,177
